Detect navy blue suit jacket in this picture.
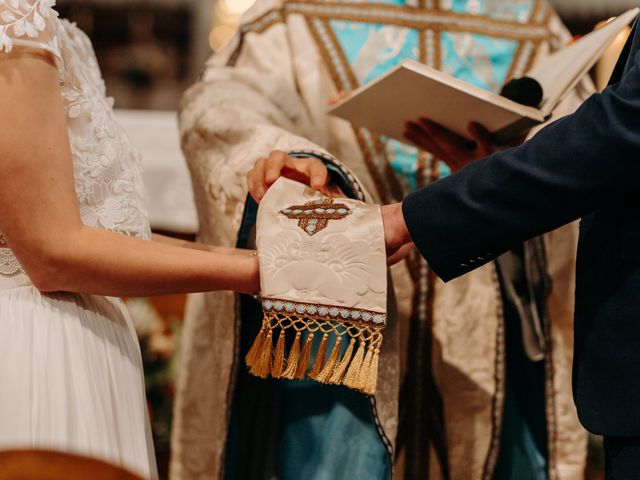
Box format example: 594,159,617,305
403,24,640,436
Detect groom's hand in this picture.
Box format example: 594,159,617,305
247,150,341,202
381,203,414,264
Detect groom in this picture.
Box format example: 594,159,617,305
382,20,640,479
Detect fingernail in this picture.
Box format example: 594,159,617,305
256,186,265,198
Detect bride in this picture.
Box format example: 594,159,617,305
0,1,258,478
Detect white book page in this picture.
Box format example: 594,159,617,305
330,60,544,142
529,8,638,114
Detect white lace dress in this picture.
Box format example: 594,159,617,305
0,2,157,478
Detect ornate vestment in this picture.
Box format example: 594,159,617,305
248,178,389,395
172,1,591,479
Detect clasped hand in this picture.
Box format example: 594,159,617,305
246,150,413,265
247,119,510,264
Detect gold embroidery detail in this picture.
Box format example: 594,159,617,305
281,198,352,236
285,2,550,41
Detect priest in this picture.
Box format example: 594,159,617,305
171,1,592,479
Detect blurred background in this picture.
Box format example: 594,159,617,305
50,0,634,478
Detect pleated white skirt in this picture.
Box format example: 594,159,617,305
0,273,158,479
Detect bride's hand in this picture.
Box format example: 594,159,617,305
246,150,342,202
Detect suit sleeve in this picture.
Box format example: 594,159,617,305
402,48,640,282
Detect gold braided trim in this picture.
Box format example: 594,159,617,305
306,17,356,91
505,40,535,82
531,0,552,25
305,16,403,202
236,1,553,47
245,299,386,395
305,16,400,204
285,2,551,41
505,0,550,82
241,9,284,36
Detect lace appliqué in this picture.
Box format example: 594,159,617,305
0,235,24,276
58,23,150,239
280,199,352,236
0,0,57,52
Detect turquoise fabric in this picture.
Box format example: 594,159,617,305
277,331,390,480
493,378,548,480
278,381,391,480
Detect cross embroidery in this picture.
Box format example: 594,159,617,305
280,199,352,236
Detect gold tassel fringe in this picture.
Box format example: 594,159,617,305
245,311,384,395
294,333,314,379
248,329,273,379
245,325,267,367
271,330,286,377
328,338,355,384
314,336,343,383
281,332,302,379
309,333,328,379
342,341,367,389
364,347,380,395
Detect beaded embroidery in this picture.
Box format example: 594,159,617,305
0,235,24,276
280,199,352,236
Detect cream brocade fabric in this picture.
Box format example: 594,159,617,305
259,178,386,316
0,0,150,276
247,178,387,394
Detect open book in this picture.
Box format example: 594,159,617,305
330,8,639,144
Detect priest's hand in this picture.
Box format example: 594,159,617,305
381,203,414,265
404,120,499,172
247,150,342,202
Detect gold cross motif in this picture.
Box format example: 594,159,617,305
280,199,352,236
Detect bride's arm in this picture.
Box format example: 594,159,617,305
151,233,250,255
0,50,259,296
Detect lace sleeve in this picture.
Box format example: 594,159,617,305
0,0,61,60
